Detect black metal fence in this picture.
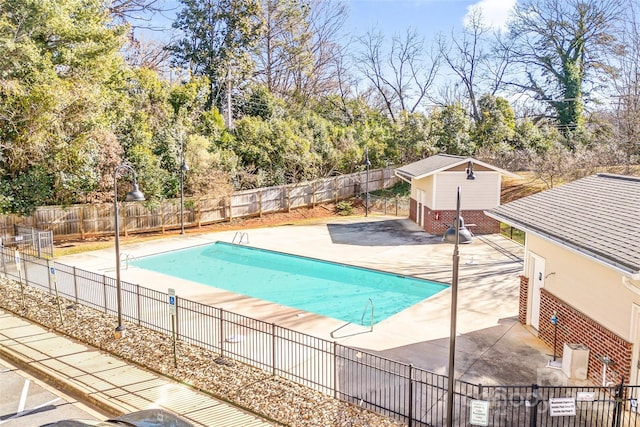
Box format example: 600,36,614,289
2,246,639,426
0,226,54,258
364,194,410,217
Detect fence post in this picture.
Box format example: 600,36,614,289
612,376,625,427
122,202,128,237
1,244,5,276
408,364,413,427
174,295,179,341
219,308,225,357
36,230,42,258
259,191,263,218
73,266,79,303
312,182,316,208
47,259,52,292
529,384,538,427
333,341,337,399
271,323,276,376
160,201,165,234
103,275,108,314
136,284,141,325
22,255,29,285
79,205,85,240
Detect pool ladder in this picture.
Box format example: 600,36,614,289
361,298,374,332
120,252,136,270
330,298,375,338
232,231,249,244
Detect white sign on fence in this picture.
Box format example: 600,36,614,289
576,391,594,402
549,397,576,417
168,288,176,315
14,249,20,270
469,400,490,426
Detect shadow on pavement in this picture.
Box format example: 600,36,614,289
326,219,443,246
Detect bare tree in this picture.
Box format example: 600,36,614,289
439,7,515,124
105,0,165,25
256,0,309,94
254,0,348,104
531,141,577,188
123,36,172,72
508,0,623,135
294,0,348,103
609,0,640,171
356,27,441,122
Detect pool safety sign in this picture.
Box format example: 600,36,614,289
549,397,576,416
168,288,176,315
469,400,489,426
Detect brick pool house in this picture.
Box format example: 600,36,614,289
486,173,640,386
394,154,518,236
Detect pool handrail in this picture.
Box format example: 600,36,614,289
120,252,136,270
231,231,250,244
361,297,374,332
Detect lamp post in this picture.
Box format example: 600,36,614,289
365,147,371,217
446,186,461,427
113,164,145,339
180,160,188,234
179,132,189,235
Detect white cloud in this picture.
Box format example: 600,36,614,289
464,0,516,32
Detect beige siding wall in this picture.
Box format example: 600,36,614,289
411,172,501,210
432,172,501,210
526,234,640,340
410,175,434,206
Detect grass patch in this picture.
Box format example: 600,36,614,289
500,223,525,245
372,180,410,198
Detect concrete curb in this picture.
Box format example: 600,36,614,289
0,344,132,418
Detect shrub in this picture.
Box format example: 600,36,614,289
336,201,353,216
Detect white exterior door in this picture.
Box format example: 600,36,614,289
631,304,640,385
417,190,425,227
530,254,546,331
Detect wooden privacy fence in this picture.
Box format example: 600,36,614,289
0,167,399,242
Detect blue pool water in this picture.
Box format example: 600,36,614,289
131,242,447,324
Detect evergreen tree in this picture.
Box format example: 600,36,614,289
170,0,263,113
0,0,128,213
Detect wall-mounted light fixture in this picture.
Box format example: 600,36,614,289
466,161,475,180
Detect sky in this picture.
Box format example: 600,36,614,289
341,0,516,37
141,0,517,43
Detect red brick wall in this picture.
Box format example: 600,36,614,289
413,204,500,235
409,198,417,223
537,289,632,385
519,275,528,325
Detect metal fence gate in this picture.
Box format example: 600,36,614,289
0,226,53,258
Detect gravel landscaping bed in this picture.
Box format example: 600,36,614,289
0,277,401,426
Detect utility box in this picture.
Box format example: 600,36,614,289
562,343,589,380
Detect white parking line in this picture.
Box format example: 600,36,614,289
0,397,61,425
18,379,30,413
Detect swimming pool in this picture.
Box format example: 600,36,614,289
131,242,447,324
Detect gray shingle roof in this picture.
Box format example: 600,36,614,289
395,154,519,180
395,154,469,179
485,173,640,276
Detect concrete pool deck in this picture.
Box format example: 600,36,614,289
55,216,575,387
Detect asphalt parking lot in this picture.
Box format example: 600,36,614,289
0,359,104,426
